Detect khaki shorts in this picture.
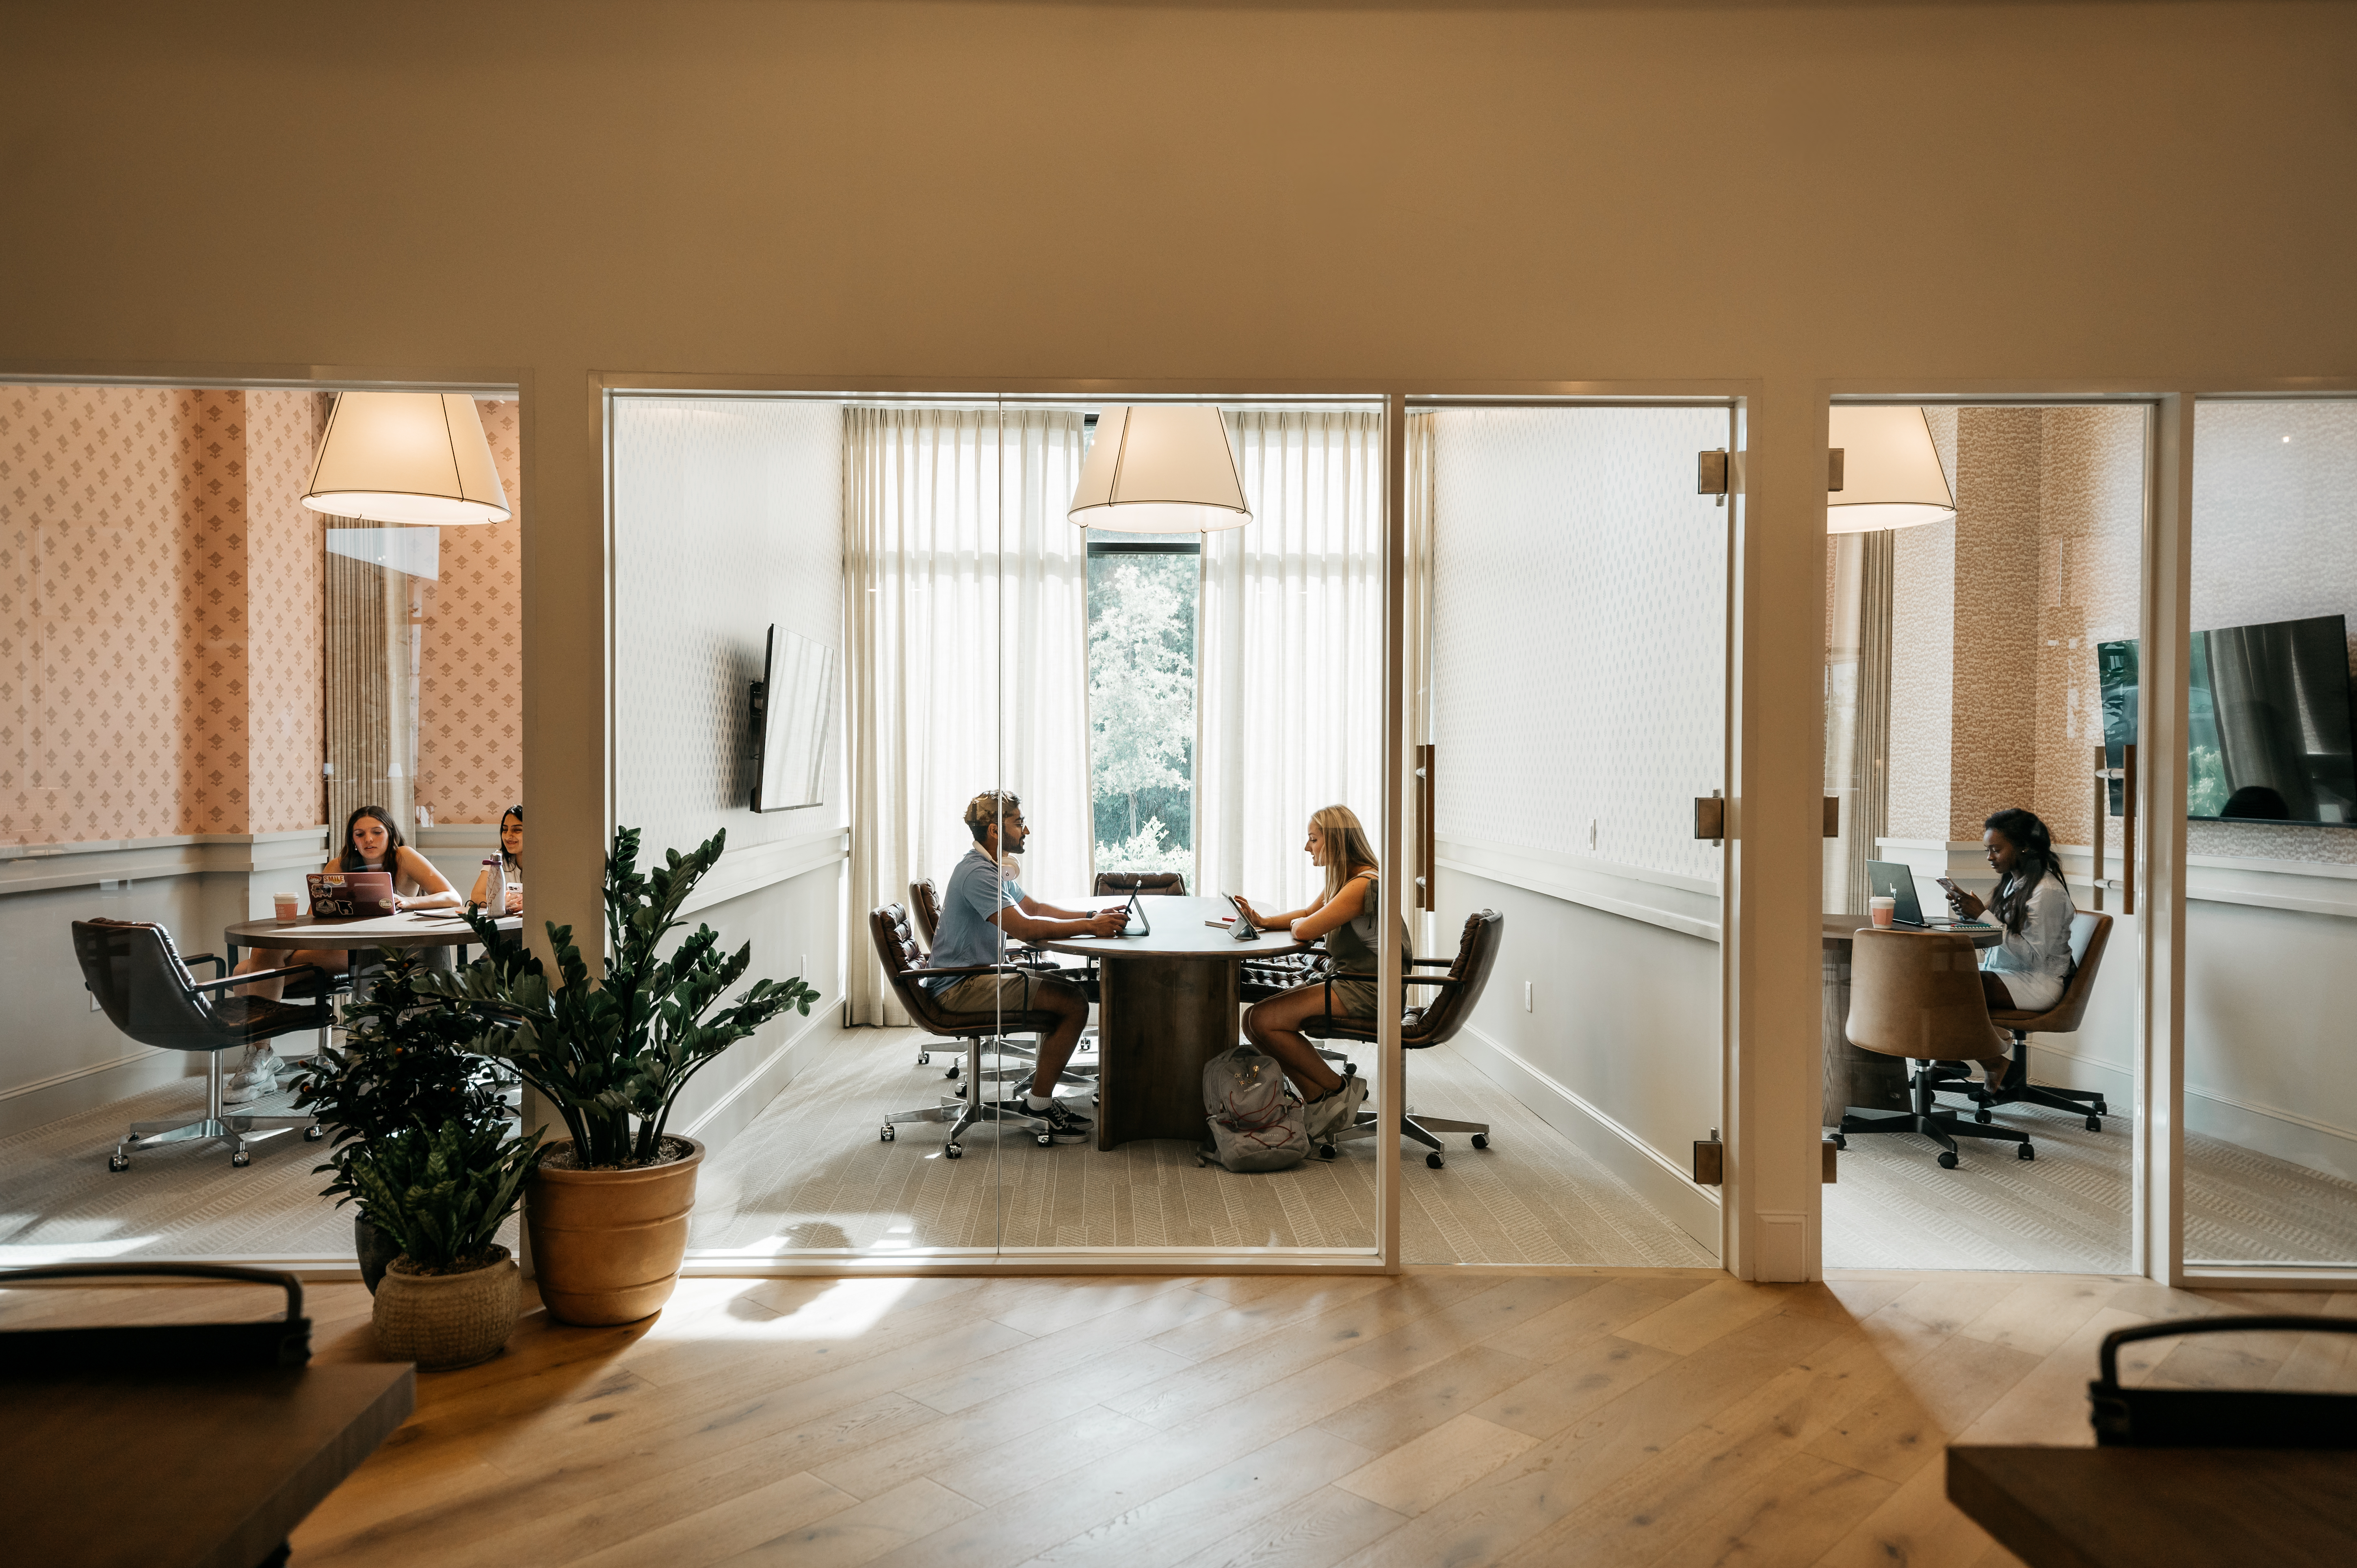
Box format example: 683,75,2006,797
929,969,1080,1017
1326,974,1379,1019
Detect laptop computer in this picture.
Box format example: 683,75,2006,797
1865,860,1978,929
307,871,397,919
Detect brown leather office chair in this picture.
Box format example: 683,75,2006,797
1836,928,2034,1168
1093,871,1186,897
908,879,943,949
1960,911,2114,1131
1307,908,1499,1168
868,902,1067,1158
73,919,331,1170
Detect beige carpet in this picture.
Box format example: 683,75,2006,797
1825,1090,2357,1272
691,1027,1718,1265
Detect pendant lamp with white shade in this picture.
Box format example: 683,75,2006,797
302,391,513,526
1827,405,1954,534
1068,404,1251,534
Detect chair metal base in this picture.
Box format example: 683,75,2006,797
882,1036,1066,1159
110,1049,322,1170
1943,1038,2110,1132
1329,1109,1490,1170
1832,1057,2035,1170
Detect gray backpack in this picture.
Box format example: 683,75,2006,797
1199,1045,1309,1173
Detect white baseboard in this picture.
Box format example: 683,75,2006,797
0,1047,194,1140
2016,1040,2357,1185
1448,1022,1721,1257
682,1008,837,1156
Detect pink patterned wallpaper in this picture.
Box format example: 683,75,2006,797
414,399,523,824
246,391,325,833
0,385,188,843
0,384,515,847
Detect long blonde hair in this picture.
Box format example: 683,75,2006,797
1309,804,1379,907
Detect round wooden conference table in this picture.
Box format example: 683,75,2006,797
1820,914,2004,1128
1034,895,1307,1151
225,910,525,985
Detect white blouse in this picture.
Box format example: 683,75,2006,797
1981,871,2075,1004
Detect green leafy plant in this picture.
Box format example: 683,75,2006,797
346,1117,542,1273
426,826,820,1168
293,946,509,1215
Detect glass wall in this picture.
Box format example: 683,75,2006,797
2180,398,2357,1269
1820,402,2147,1273
1409,402,1730,1266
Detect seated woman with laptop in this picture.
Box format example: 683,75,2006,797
1939,806,2077,1084
1230,804,1401,1142
224,805,461,1102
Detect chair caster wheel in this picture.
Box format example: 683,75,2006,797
944,1143,963,1159
1829,1133,1848,1150
108,1155,130,1172
1425,1153,1444,1169
2093,1099,2110,1116
880,1124,895,1142
945,1062,960,1079
1470,1134,1489,1149
2085,1116,2102,1132
304,1125,325,1141
1975,1109,1993,1124
1937,1151,1959,1170
1344,1063,1357,1077
2018,1143,2036,1160
231,1151,251,1168
1318,1143,1338,1160
918,1051,931,1066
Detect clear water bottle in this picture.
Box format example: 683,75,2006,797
482,856,506,919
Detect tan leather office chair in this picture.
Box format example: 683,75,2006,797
1962,911,2114,1131
1092,871,1186,897
1310,908,1499,1169
1837,928,2035,1168
869,902,1068,1159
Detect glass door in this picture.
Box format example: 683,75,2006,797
1408,401,1731,1266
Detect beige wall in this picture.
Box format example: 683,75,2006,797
5,0,2354,1277
417,398,524,826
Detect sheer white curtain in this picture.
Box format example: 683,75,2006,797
844,405,1089,1025
1197,410,1386,914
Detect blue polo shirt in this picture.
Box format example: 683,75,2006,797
924,847,1024,991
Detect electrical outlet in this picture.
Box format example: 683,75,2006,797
1523,981,1534,1012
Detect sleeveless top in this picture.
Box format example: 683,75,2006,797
1323,870,1410,975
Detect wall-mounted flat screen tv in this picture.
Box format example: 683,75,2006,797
2097,613,2357,826
751,625,838,813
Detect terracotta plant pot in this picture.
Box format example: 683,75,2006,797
525,1137,704,1326
372,1246,520,1371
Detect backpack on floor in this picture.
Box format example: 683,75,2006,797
1199,1045,1309,1173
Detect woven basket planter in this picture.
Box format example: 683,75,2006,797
526,1138,703,1326
372,1246,520,1371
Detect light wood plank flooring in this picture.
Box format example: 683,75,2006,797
5,1269,2351,1566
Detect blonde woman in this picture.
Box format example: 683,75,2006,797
1233,805,1405,1141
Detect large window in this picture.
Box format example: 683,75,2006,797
1086,532,1199,881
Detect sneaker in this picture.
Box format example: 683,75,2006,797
1004,1097,1094,1143
222,1045,280,1105
1305,1072,1367,1143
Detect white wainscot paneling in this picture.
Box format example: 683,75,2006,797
1433,845,1722,1257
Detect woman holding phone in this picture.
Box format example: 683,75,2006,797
1231,804,1406,1142
1942,806,2076,1082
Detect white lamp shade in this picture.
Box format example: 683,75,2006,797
302,392,513,526
1068,405,1251,533
1827,405,1954,534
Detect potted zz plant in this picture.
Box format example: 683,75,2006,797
294,947,510,1292
350,1116,541,1370
429,826,817,1326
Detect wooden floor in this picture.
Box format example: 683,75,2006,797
7,1269,2353,1567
